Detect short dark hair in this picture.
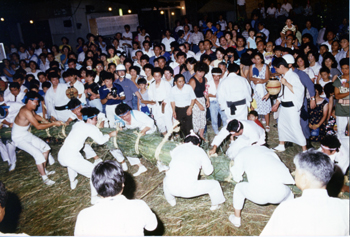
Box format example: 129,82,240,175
13,73,24,81
176,51,187,58
321,135,341,152
323,82,334,98
314,84,323,95
163,66,174,75
340,58,349,67
194,62,209,74
174,74,185,83
227,63,240,73
184,133,201,145
115,103,132,115
130,66,140,75
92,160,125,198
86,70,96,78
65,68,77,77
226,119,243,133
0,181,8,208
294,149,334,186
100,71,114,81
152,67,163,76
140,55,150,62
67,98,81,110
272,57,288,68
81,107,100,121
48,72,59,81
137,78,147,85
321,52,337,68
248,110,259,117
24,91,41,104
42,81,51,89
50,61,60,68
9,82,20,90
320,67,330,74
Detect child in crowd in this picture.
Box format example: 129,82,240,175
318,67,332,89
280,18,296,38
264,41,275,66
248,110,264,129
325,108,337,136
42,81,51,94
137,78,151,115
247,29,257,49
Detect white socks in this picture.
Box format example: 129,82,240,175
42,175,55,186
229,214,241,227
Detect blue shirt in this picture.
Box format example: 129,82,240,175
237,48,247,58
302,27,318,46
114,78,138,108
99,84,124,105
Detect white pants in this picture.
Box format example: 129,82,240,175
0,140,16,165
233,182,294,210
224,105,248,123
110,149,141,166
226,138,257,160
58,151,97,197
106,104,118,128
152,104,173,133
83,144,97,159
336,116,349,139
163,176,226,206
13,133,50,165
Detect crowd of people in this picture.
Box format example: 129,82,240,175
0,3,349,235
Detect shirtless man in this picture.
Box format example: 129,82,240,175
12,91,63,186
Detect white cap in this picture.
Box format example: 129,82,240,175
282,54,295,64
116,64,126,71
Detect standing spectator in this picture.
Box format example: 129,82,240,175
336,35,349,71
281,0,293,13
321,30,336,53
241,23,251,40
217,15,227,31
188,62,210,141
266,3,276,18
307,50,321,77
302,20,318,46
333,58,349,138
190,26,204,53
295,55,316,83
170,74,196,137
237,0,247,19
161,29,175,52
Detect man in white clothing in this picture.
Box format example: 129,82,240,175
75,160,157,236
161,30,175,52
163,132,226,210
58,107,117,204
216,63,252,122
261,149,349,236
271,58,306,151
229,146,295,227
45,72,75,123
209,119,265,159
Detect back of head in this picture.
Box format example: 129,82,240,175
227,119,243,133
92,160,125,197
67,98,82,110
81,107,100,121
24,91,42,104
293,149,334,187
272,57,288,68
184,130,201,145
100,71,114,81
320,135,341,152
227,63,240,74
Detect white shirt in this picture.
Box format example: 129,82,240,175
277,69,304,110
116,110,156,134
217,20,227,31
281,2,293,12
237,0,245,6
186,50,196,59
45,83,71,118
266,7,276,16
259,28,270,41
216,73,252,113
39,59,50,72
309,62,321,79
231,146,295,184
75,194,157,236
195,51,205,61
212,120,265,147
207,79,221,102
261,189,349,236
77,52,85,64
161,37,175,52
4,90,25,103
148,80,172,105
170,84,196,107
27,70,42,80
167,143,214,183
190,32,204,45
142,49,154,58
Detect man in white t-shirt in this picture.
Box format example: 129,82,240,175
161,29,176,52
122,25,133,48
217,15,227,31
281,0,293,13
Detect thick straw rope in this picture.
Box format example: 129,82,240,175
134,132,142,154
113,126,120,149
154,120,180,160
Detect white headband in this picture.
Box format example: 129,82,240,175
185,129,200,139
320,144,337,151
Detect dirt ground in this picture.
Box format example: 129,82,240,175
0,118,348,235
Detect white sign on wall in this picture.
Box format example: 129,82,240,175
0,43,6,63
95,14,139,36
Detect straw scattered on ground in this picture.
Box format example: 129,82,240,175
0,117,348,236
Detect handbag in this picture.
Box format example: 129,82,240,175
310,127,320,136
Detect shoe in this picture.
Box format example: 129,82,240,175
91,195,101,205
44,178,55,186
168,198,176,207
133,165,147,177
157,161,169,172
229,214,241,227
48,153,55,165
70,179,78,190
272,144,285,152
9,162,16,172
121,162,128,171
265,126,270,132
94,158,102,165
285,142,293,148
45,169,56,175
210,204,221,211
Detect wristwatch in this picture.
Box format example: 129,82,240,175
311,97,315,101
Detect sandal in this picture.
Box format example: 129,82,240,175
265,126,270,132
